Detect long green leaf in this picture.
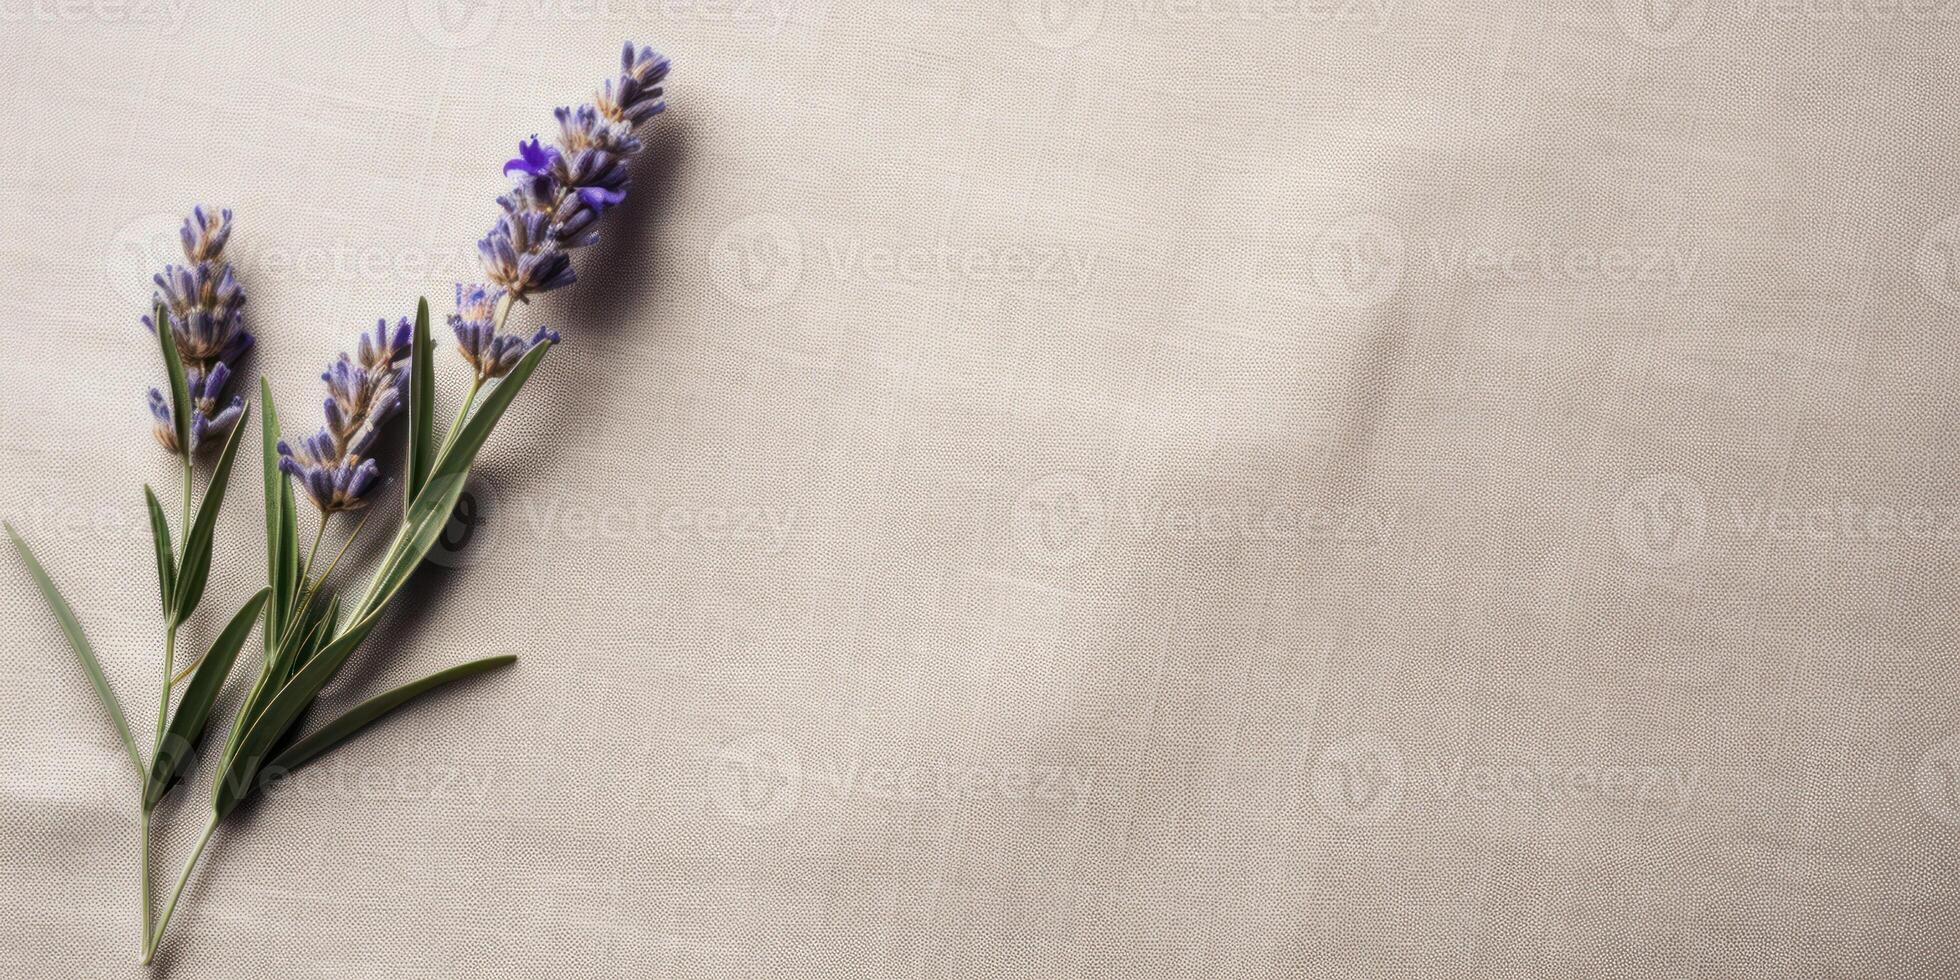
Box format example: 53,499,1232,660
220,528,308,780
214,608,383,816
144,486,176,617
171,402,252,625
367,342,552,616
277,479,299,618
217,669,266,781
429,342,551,490
145,589,268,810
260,378,287,643
156,302,191,456
263,656,516,780
257,594,337,764
271,590,335,689
219,342,551,815
364,472,471,621
405,297,436,514
223,393,295,785
293,594,340,681
220,584,304,780
5,523,141,773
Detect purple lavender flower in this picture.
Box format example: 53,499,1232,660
145,360,253,454
144,206,252,454
277,318,411,514
279,434,383,515
477,210,575,300
449,284,559,381
475,41,669,302
147,363,249,453
504,137,556,177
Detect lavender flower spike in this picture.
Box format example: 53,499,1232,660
144,206,252,454
476,41,669,302
277,318,412,514
450,284,559,381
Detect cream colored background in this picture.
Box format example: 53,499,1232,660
3,0,1960,976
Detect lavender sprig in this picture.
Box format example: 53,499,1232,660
442,41,665,428
277,318,411,514
144,207,252,454
1,42,676,966
476,41,668,302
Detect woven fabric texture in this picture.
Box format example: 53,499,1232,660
3,1,1959,976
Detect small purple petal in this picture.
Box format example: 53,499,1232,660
503,136,558,176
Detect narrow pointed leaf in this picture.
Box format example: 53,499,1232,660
260,378,287,643
367,343,551,617
276,478,299,626
280,480,299,589
156,301,191,456
145,589,268,810
272,591,334,688
405,297,436,514
294,594,339,680
217,662,271,783
264,656,516,780
242,597,329,768
221,344,549,815
144,486,176,617
215,608,384,816
5,523,141,773
362,471,471,621
171,402,252,625
428,342,550,491
223,572,319,777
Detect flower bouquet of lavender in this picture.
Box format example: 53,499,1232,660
5,42,669,964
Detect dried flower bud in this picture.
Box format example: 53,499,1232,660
278,318,412,513
143,207,252,455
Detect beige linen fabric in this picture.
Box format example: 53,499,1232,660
4,1,1960,976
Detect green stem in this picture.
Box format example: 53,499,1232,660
139,617,170,943
136,803,151,957
143,813,218,964
277,519,329,651
152,619,178,772
296,519,327,602
278,510,369,649
358,342,494,616
431,292,504,464
442,375,485,458
312,510,369,593
139,457,192,957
